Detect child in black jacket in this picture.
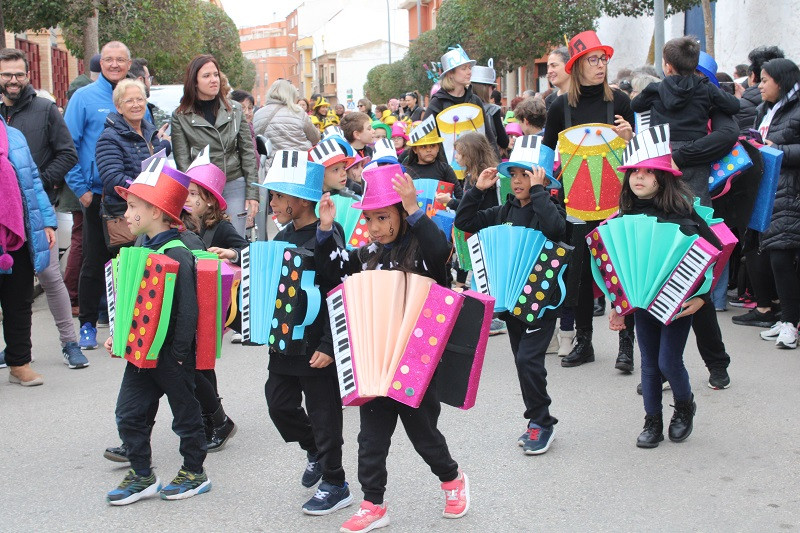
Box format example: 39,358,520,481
455,135,566,456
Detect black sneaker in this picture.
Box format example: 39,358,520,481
731,309,778,328
708,368,731,390
302,481,354,515
302,452,322,488
104,444,129,463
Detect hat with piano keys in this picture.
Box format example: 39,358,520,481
115,157,190,225
617,124,682,177
497,135,561,190
352,163,404,211
364,137,401,168
309,137,355,169
257,149,325,202
185,145,227,211
407,114,445,146
565,30,614,74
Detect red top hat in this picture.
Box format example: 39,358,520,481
352,163,404,211
115,159,191,224
565,31,614,74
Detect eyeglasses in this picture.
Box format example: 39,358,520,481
0,72,27,81
585,55,609,66
121,97,146,106
101,57,131,65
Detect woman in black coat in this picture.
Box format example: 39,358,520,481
753,58,800,349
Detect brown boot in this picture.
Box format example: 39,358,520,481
9,364,44,387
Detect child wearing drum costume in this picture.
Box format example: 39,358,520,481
315,163,469,533
454,136,566,455
259,152,353,516
608,127,719,448
104,164,210,505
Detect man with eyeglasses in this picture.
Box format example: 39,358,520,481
64,40,132,351
0,47,86,370
128,57,156,125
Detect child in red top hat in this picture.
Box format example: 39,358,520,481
315,163,469,533
104,158,211,506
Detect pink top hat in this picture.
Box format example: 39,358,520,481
617,124,682,177
186,162,227,210
391,122,409,141
505,122,523,137
352,163,404,211
346,153,370,170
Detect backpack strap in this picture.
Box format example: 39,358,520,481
563,98,571,128
607,100,614,125
202,225,218,248
155,239,189,254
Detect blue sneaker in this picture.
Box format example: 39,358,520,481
522,424,555,455
79,322,98,350
160,467,211,500
63,342,90,369
302,452,322,487
0,350,6,369
302,481,354,515
106,469,161,506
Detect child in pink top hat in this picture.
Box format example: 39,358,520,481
316,163,470,531
345,153,370,191
390,122,409,158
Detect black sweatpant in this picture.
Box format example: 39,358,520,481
115,357,207,474
357,378,458,505
265,372,345,486
0,244,34,366
505,316,558,428
770,249,800,325
78,195,110,326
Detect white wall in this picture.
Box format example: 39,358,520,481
596,0,800,80
336,41,409,105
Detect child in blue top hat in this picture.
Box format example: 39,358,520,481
454,135,566,456
256,150,353,516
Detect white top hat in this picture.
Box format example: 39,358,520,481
309,137,354,167
470,58,496,85
618,124,676,175
440,45,476,76
265,150,308,186
322,125,345,139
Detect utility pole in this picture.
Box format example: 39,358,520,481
654,0,665,76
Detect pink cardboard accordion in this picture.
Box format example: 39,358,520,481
327,271,466,408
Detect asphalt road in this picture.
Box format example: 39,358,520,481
1,295,799,532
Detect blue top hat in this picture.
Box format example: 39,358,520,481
440,45,476,76
497,135,560,190
697,51,720,87
257,150,324,202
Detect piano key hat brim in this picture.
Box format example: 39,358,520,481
618,124,682,176
565,30,614,74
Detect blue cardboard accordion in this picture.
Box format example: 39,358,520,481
748,144,783,232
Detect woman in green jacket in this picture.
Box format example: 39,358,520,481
171,55,259,236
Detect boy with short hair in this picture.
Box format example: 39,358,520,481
104,162,210,505
340,111,375,159
258,151,352,516
309,137,359,197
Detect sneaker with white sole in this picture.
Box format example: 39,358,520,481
489,318,507,336
63,342,89,369
230,332,243,344
106,469,161,506
79,322,98,350
302,481,353,515
522,424,555,455
775,322,798,349
160,467,211,500
340,501,390,533
0,349,6,369
441,470,469,518
760,322,783,341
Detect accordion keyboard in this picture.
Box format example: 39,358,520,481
104,261,116,337
327,287,356,398
649,242,714,324
467,235,489,294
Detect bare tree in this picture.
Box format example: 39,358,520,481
83,2,98,64
702,0,714,58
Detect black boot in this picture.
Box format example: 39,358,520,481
636,413,664,448
207,401,237,452
561,327,595,367
668,394,696,442
615,329,634,373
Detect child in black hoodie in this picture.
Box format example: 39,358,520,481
454,135,566,456
258,152,352,516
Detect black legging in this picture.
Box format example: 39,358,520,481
748,249,779,308
770,249,800,325
575,221,601,331
195,369,221,415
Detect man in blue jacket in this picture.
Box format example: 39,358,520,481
64,41,131,350
0,116,58,386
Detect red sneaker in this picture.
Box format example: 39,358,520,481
340,500,389,533
441,469,470,518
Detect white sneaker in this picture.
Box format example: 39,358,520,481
775,322,798,349
557,331,575,357
230,333,243,344
546,331,559,354
760,322,783,341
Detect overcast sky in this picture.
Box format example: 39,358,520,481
221,0,303,28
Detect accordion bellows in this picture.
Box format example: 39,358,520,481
588,214,721,324
468,226,572,324
327,271,465,408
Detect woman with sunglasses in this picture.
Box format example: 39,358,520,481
542,30,635,372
